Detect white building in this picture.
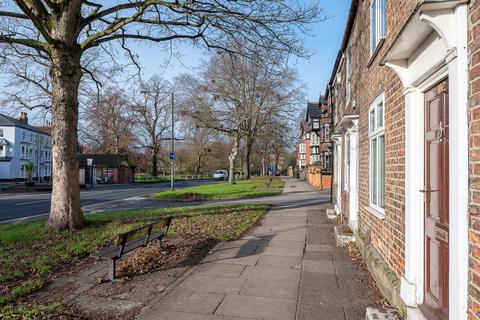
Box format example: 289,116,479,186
0,112,52,180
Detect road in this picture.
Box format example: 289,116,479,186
0,180,212,224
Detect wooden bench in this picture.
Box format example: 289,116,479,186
92,216,172,280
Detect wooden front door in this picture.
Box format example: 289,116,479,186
422,79,449,320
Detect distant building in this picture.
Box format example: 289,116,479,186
0,112,52,180
296,100,333,173
296,122,310,171
78,154,135,185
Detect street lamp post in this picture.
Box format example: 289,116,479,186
170,92,175,191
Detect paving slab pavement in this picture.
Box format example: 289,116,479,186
138,178,375,320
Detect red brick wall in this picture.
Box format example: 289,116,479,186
469,1,480,318
347,0,417,278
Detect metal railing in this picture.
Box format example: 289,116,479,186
134,174,211,183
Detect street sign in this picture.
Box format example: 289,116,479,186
169,152,174,161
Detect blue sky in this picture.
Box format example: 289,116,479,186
132,1,351,103
0,1,350,122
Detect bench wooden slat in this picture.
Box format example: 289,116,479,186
92,216,172,280
148,231,165,243
92,245,121,259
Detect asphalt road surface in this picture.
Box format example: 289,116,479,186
0,180,212,224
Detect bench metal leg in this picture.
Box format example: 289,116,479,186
108,259,117,281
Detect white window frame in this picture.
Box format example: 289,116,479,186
368,93,386,216
0,145,4,157
370,0,386,55
344,134,350,191
345,45,352,105
299,143,306,154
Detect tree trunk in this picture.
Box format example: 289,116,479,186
243,135,253,180
114,135,120,154
152,152,158,177
228,133,240,184
195,155,202,175
47,44,84,231
275,152,280,172
261,156,267,176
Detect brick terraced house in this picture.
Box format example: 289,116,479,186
325,0,480,319
296,101,333,177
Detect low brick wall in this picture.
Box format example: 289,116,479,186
305,166,331,190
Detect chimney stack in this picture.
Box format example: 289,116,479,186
19,112,28,124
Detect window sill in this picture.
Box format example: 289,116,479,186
367,38,385,68
364,205,385,220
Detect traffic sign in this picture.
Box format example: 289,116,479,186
169,152,175,160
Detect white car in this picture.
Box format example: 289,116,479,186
213,169,228,181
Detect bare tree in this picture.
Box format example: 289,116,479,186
130,76,172,177
231,55,303,179
0,0,321,230
177,58,245,184
178,50,303,181
255,117,297,175
189,127,215,176
81,88,135,154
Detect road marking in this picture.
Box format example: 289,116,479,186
0,213,50,224
0,192,154,224
0,181,211,224
14,199,50,206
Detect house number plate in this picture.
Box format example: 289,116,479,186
435,227,448,243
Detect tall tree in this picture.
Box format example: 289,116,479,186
177,58,245,184
177,51,302,182
0,0,321,230
81,88,135,154
130,76,172,177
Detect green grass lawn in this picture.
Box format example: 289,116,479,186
0,204,269,314
154,176,285,201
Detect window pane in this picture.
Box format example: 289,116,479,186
379,135,385,208
381,0,386,37
370,109,376,132
371,138,378,205
377,101,384,128
371,0,377,51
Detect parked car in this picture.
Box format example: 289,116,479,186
96,175,112,184
213,169,228,181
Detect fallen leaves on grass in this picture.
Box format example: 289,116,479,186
117,210,263,277
117,237,216,278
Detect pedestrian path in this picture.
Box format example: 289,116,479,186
138,179,374,320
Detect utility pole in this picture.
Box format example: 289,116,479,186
171,92,175,191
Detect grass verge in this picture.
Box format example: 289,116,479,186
154,176,284,201
0,204,269,317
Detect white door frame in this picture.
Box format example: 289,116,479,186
383,3,468,319
347,126,359,232
332,135,343,214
